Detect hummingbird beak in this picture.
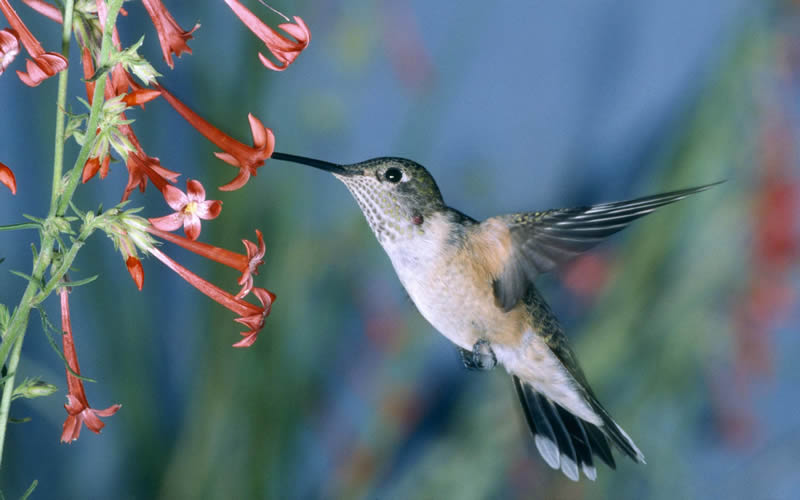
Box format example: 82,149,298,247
271,152,358,176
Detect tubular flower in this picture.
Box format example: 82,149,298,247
147,246,274,347
0,161,16,194
149,179,222,240
148,227,265,299
141,0,198,68
223,0,309,71
122,148,180,202
59,287,121,443
0,28,19,74
0,0,67,86
157,85,275,191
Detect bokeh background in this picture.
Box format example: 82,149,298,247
1,0,799,498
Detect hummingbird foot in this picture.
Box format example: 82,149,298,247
459,339,497,371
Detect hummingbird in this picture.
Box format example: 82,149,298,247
272,151,717,481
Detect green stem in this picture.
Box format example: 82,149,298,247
49,0,76,217
0,235,54,470
55,0,126,217
0,0,126,470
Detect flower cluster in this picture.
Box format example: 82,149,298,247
0,0,310,444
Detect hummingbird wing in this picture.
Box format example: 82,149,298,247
486,183,720,310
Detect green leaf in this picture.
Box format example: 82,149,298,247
35,308,97,383
9,271,40,289
20,480,38,500
21,214,44,224
65,275,99,288
9,417,31,424
0,223,39,232
0,303,9,332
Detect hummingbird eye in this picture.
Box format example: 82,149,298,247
384,168,403,183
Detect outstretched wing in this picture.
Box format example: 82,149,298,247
486,183,720,310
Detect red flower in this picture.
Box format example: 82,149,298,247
148,227,265,299
126,256,144,291
232,287,274,347
0,28,19,75
122,149,180,202
0,0,67,86
59,288,121,443
141,0,198,68
149,179,222,240
157,85,275,191
122,88,161,107
21,0,62,23
223,0,310,71
0,161,16,194
147,245,274,347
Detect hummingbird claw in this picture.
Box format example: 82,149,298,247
459,339,497,371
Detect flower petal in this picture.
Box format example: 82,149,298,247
0,28,20,75
60,414,80,443
218,168,251,192
196,199,222,220
126,256,144,290
183,214,201,240
0,162,17,194
162,183,188,210
186,178,206,201
16,51,67,86
82,157,101,183
149,212,185,232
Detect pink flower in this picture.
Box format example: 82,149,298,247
59,288,121,443
223,0,310,71
0,161,16,194
0,28,19,75
149,179,222,240
141,0,199,68
0,0,67,86
157,85,275,191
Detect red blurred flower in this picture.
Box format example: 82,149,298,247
0,161,16,194
59,287,121,443
141,0,198,68
157,85,275,191
0,0,67,86
149,226,265,299
147,245,274,347
149,179,222,240
0,28,19,74
223,0,309,71
21,0,61,23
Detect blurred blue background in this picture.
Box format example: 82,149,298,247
1,0,799,498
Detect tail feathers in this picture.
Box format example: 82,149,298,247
512,376,643,481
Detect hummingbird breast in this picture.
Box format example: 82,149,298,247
381,210,528,351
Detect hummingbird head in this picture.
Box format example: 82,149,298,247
272,153,446,243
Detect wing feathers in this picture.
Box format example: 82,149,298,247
489,182,719,310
